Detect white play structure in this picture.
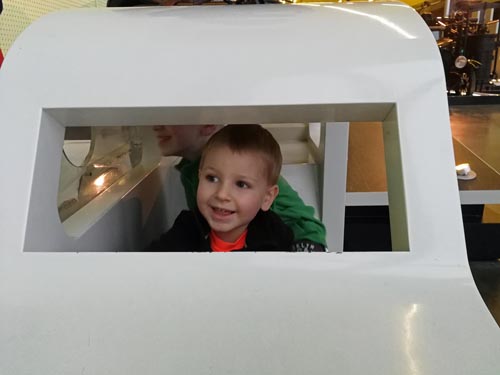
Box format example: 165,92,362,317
1,2,500,374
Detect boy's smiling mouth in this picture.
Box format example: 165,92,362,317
211,206,235,217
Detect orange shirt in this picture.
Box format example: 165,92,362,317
210,229,247,252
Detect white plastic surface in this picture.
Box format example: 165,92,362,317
1,3,500,374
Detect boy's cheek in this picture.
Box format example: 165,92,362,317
196,182,210,201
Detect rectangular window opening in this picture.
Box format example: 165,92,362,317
25,105,409,253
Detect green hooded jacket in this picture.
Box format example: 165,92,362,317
176,158,327,247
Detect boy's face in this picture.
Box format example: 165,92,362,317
153,125,207,160
197,146,278,243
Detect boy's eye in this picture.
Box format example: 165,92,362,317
236,181,250,189
205,174,218,183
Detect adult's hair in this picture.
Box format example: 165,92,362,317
200,124,282,185
107,0,160,6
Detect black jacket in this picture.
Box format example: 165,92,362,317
147,209,294,252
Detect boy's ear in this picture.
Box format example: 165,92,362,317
260,185,279,211
199,125,220,137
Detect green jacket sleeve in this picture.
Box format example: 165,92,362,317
176,158,199,211
271,176,327,247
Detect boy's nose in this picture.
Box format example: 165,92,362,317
215,183,231,201
153,125,165,131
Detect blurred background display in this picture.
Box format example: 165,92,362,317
58,126,143,221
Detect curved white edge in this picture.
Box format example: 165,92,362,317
0,4,464,261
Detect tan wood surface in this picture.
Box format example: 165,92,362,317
347,121,500,194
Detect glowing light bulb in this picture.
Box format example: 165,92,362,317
94,174,105,187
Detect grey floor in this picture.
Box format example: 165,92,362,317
470,261,500,327
450,104,500,328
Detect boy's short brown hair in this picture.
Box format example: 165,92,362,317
200,124,282,185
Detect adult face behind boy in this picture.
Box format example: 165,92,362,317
197,146,279,243
153,125,220,161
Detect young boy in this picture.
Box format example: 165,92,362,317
153,124,327,251
148,125,293,251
